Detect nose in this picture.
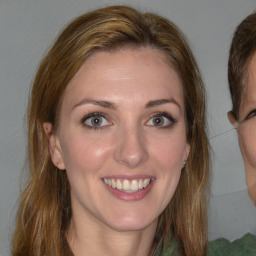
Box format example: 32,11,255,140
113,126,149,169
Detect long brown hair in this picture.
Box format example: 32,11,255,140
12,5,209,256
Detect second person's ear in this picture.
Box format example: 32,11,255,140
227,111,238,128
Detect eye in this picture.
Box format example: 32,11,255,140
146,112,176,128
82,113,111,129
244,109,256,121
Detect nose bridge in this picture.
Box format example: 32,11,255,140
114,122,149,168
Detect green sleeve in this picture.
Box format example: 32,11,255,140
208,233,256,256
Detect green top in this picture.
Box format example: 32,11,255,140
157,233,256,256
208,233,256,256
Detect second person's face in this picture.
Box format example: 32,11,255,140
49,47,190,233
237,53,256,203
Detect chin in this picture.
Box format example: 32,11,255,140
104,212,157,232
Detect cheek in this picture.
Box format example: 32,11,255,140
147,130,187,204
239,126,256,167
60,136,112,176
150,134,185,206
149,131,187,169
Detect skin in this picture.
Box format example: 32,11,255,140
44,47,190,256
228,53,256,204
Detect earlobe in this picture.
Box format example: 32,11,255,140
43,122,65,170
227,111,238,128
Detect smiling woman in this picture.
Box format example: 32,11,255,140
46,47,189,235
11,5,209,256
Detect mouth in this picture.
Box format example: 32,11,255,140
103,177,154,193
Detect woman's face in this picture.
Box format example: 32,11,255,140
47,48,190,232
236,53,256,203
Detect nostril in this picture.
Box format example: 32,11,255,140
113,136,149,168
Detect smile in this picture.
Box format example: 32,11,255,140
103,178,153,193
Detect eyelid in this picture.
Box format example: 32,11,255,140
244,109,256,121
145,112,177,127
81,112,112,128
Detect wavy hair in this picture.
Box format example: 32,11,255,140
12,5,209,256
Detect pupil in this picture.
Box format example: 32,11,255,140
153,117,163,126
92,117,102,126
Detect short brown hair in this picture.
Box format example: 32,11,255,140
12,5,209,256
228,12,256,119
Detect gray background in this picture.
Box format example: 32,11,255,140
1,0,256,255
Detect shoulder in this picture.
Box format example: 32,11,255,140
208,233,256,256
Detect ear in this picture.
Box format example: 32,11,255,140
227,111,238,128
43,122,65,170
184,143,190,162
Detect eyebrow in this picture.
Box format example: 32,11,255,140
72,98,117,110
145,98,181,110
72,97,181,110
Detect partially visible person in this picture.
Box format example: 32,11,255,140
208,11,256,256
227,12,256,204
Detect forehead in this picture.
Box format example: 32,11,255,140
72,47,174,82
63,47,184,108
240,53,256,110
247,52,256,85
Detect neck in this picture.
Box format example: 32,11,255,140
67,216,157,256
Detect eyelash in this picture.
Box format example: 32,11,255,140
81,112,111,130
244,109,256,121
81,112,177,130
145,112,177,128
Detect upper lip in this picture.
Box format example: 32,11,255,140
102,175,155,180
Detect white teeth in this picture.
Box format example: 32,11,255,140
111,179,116,188
123,179,130,190
138,179,144,189
131,180,138,191
144,179,150,187
116,179,122,189
104,178,152,192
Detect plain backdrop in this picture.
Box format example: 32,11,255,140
1,0,256,255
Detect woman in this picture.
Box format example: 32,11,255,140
227,12,256,204
12,5,209,256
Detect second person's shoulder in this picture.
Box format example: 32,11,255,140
208,233,256,256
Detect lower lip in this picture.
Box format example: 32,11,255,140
104,181,154,201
